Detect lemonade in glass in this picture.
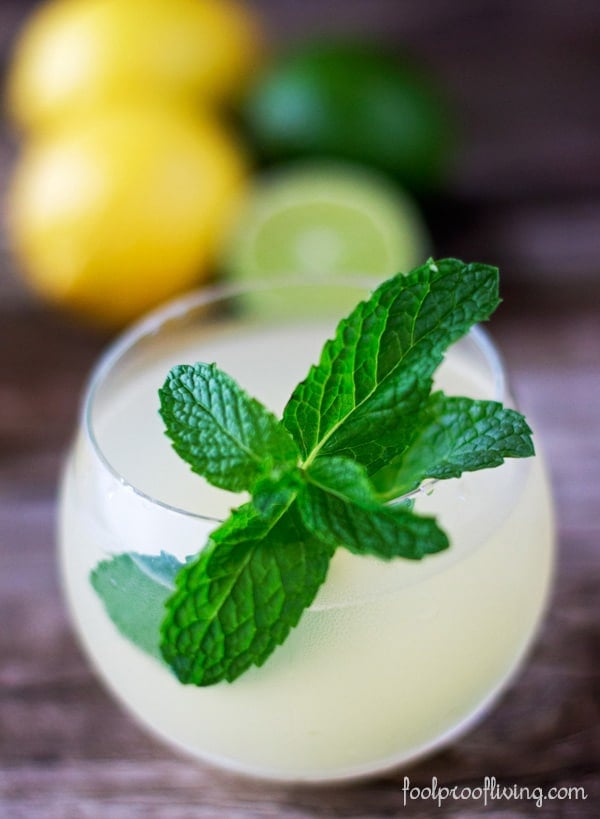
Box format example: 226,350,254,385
58,272,555,782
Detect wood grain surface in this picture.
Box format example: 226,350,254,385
1,1,599,817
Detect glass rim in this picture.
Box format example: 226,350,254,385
81,277,509,523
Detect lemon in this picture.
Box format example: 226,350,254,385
243,42,452,192
224,161,429,286
8,0,262,132
8,105,247,327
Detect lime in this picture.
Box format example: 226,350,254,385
223,161,429,290
7,0,262,133
8,104,247,327
242,42,453,192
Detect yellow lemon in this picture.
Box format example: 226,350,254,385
8,0,262,132
7,105,247,327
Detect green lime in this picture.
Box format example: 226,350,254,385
242,42,453,192
223,161,429,292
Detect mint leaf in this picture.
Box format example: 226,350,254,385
91,551,183,658
252,469,302,518
373,393,535,499
160,503,333,685
283,259,500,473
159,363,299,492
306,456,379,506
299,457,449,560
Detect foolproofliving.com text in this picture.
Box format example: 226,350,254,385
401,776,589,810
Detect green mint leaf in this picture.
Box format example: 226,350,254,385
159,363,299,492
160,502,333,685
373,393,535,499
91,551,183,658
306,456,380,506
252,468,302,519
283,258,500,473
299,457,449,560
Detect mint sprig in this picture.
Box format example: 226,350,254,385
90,258,535,686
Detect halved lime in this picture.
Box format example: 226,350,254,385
222,162,430,293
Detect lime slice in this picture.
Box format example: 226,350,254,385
223,162,430,293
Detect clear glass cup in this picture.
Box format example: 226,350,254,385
58,281,555,782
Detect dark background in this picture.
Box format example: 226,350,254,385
1,1,599,817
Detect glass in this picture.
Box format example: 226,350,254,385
58,281,555,782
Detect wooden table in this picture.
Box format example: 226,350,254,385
1,1,599,816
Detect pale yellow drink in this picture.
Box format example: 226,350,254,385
58,284,555,782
